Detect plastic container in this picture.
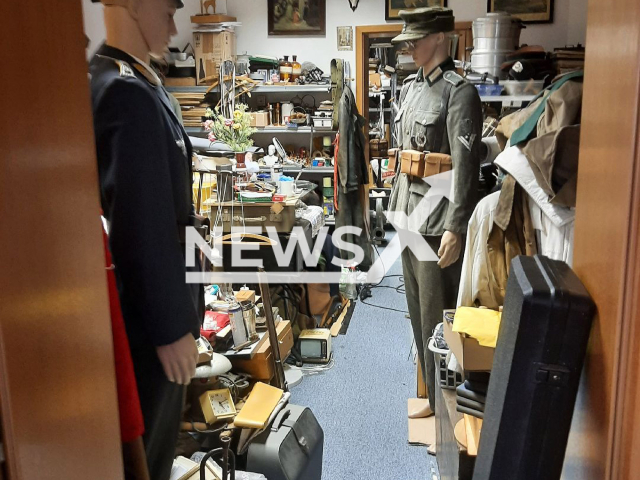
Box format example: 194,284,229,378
428,337,463,390
475,84,504,96
501,79,545,96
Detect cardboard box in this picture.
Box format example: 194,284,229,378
164,76,197,87
235,289,256,304
231,320,293,380
443,309,495,372
249,112,270,128
194,31,236,85
369,72,382,88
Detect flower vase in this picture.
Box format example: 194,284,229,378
235,152,246,169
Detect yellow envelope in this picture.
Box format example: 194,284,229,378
234,382,284,429
452,307,502,348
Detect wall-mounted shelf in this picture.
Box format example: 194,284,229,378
186,126,336,136
167,84,331,94
479,95,536,106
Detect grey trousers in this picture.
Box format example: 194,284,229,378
402,236,464,413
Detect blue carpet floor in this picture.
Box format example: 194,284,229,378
291,236,438,480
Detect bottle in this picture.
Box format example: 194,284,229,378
275,103,281,126
291,55,302,82
280,55,292,82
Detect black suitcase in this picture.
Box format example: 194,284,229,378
246,404,324,480
473,255,595,480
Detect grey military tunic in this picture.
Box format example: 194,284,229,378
388,58,482,235
388,58,483,410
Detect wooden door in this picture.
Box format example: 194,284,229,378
0,3,123,480
562,0,640,478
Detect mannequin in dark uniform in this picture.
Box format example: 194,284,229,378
388,8,483,421
89,1,203,479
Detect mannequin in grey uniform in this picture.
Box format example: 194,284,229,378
388,7,482,418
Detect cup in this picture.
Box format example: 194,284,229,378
279,181,294,197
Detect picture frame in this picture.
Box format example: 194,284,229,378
337,26,354,51
488,0,554,24
268,0,326,36
385,0,447,21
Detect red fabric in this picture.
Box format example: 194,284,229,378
103,230,145,443
333,133,340,212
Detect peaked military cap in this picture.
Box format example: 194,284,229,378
91,0,184,9
392,7,455,44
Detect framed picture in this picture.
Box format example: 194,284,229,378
488,0,554,23
268,0,326,36
337,26,354,51
385,0,447,21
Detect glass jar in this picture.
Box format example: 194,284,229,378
291,55,302,81
280,55,292,82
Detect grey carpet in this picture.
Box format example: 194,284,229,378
291,234,439,480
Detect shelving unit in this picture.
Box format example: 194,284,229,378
167,84,331,94
174,81,338,225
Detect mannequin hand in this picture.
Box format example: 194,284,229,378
156,333,199,385
437,231,462,269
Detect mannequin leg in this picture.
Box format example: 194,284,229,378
131,345,186,480
403,236,465,415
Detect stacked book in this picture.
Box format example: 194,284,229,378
552,46,585,75
171,92,211,129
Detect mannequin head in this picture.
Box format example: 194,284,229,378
408,31,452,71
103,0,178,61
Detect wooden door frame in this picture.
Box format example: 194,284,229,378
562,0,640,478
0,3,123,480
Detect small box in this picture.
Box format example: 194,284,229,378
400,149,425,177
272,194,286,202
199,388,237,424
369,72,382,88
235,289,256,304
249,111,270,127
230,320,294,380
443,310,495,372
369,138,388,158
194,31,236,85
196,336,214,365
387,148,399,173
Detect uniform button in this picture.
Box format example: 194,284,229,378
409,107,414,113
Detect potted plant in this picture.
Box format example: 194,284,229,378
203,104,256,168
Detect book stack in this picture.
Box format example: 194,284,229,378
552,46,585,75
172,92,211,129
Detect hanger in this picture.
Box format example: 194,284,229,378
213,233,277,246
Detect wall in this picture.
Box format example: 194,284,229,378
83,0,588,72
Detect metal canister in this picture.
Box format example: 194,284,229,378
228,302,249,347
241,301,258,340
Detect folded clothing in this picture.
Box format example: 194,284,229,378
456,383,487,404
453,307,502,348
456,404,484,419
456,395,485,412
464,379,489,395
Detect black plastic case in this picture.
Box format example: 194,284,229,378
473,255,595,480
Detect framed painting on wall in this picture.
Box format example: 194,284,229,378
488,0,554,23
268,0,326,36
385,0,447,21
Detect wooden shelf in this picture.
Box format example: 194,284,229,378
167,84,331,94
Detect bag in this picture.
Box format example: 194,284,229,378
246,404,324,480
400,150,452,179
369,138,388,158
473,255,595,480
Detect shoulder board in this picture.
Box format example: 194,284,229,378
443,70,464,87
95,54,136,79
403,74,418,84
115,60,136,78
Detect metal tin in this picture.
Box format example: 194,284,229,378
241,301,258,339
229,303,249,347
